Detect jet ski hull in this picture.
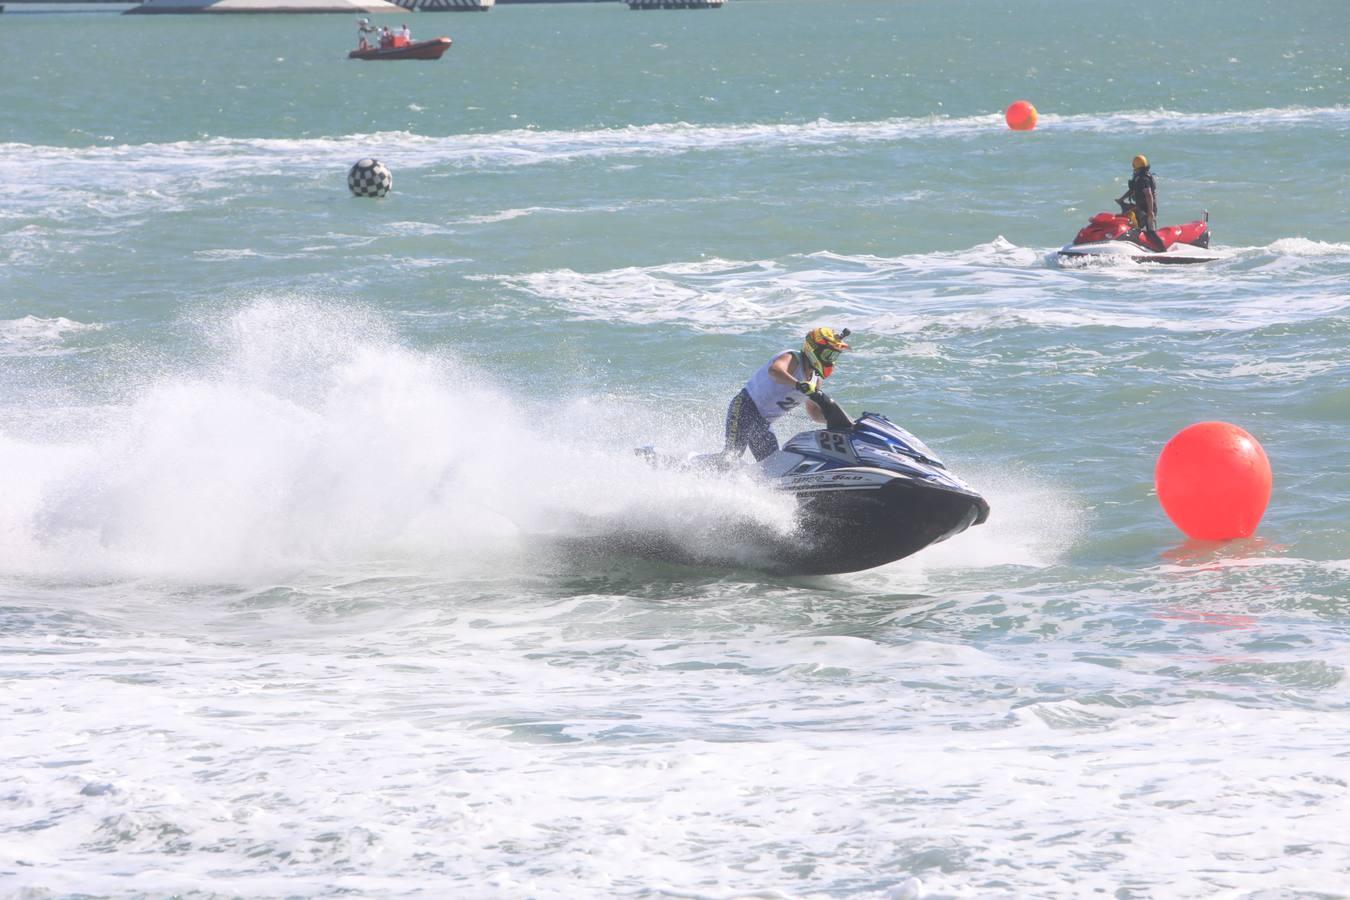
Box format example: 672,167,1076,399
550,475,987,577
1058,210,1219,264
783,472,989,575
620,399,989,576
1056,240,1222,264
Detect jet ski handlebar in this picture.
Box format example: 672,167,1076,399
807,389,854,432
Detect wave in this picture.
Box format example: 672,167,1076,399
2,105,1343,236
487,239,1350,334
1264,237,1350,257
0,316,103,358
451,204,626,225
2,104,1345,182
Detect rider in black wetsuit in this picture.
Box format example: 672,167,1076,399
1117,154,1163,250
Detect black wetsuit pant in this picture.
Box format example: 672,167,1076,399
724,389,779,461
1134,215,1163,250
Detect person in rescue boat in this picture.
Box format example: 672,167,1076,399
723,327,850,462
356,17,377,51
1117,154,1164,250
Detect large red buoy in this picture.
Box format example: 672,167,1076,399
1155,422,1272,540
1005,100,1038,131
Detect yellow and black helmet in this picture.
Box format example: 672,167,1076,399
803,326,850,378
1132,154,1149,170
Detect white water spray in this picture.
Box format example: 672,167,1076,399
0,299,795,581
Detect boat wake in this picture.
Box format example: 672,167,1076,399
0,299,811,582
0,297,1088,583
490,238,1350,336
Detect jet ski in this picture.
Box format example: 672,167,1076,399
1058,201,1219,264
630,391,989,576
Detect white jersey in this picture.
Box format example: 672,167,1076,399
743,350,810,423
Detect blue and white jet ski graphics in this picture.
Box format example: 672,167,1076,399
756,394,989,574
631,392,989,575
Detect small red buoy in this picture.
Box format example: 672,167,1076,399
1005,100,1038,131
1155,422,1272,541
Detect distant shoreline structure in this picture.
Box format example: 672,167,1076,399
3,0,728,9
128,0,402,12
626,0,722,7
125,0,495,11
10,0,639,3
6,0,729,5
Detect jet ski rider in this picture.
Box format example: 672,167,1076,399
1117,154,1163,250
723,327,850,462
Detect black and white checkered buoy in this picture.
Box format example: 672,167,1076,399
348,159,392,198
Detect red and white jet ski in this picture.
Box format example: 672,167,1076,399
1058,203,1219,264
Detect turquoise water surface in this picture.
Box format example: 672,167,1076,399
2,1,1348,896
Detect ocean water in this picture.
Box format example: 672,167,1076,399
2,0,1348,896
